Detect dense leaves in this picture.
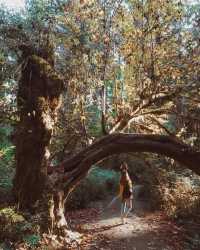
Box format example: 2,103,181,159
1,0,200,249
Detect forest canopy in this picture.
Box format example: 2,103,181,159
1,0,200,146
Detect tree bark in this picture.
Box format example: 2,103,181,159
48,189,68,234
13,50,80,237
13,54,63,210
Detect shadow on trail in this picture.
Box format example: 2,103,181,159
77,186,184,250
82,223,123,234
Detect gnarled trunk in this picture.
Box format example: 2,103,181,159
13,54,63,211
41,189,68,234
53,190,68,234
13,50,79,237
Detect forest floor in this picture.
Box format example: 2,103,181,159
68,195,189,250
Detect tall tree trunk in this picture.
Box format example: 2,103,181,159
13,54,63,212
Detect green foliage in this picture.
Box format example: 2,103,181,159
160,179,200,219
0,242,12,250
0,206,41,248
23,234,41,247
67,168,119,209
88,167,119,185
0,126,15,190
86,106,102,137
142,157,200,218
1,0,200,158
0,207,24,223
0,0,200,233
0,207,25,241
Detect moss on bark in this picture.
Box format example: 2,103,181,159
13,53,64,210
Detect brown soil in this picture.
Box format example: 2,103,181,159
68,195,185,250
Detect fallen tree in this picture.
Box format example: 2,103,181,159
44,133,200,235
59,133,200,192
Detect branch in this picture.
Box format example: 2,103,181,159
109,89,178,134
53,133,200,196
149,116,175,137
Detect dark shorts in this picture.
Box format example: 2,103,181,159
122,191,133,201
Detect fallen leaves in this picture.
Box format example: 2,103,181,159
10,204,191,249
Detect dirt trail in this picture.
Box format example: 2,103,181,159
69,190,184,250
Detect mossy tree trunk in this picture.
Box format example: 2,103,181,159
13,52,64,230
13,50,80,238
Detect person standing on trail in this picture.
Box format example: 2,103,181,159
119,162,133,224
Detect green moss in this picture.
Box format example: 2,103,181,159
30,55,63,86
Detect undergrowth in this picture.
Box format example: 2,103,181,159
66,168,120,209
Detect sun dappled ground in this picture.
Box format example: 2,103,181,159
68,194,186,250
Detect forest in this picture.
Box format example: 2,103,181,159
0,0,200,249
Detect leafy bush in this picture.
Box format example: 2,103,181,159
161,181,200,218
66,168,119,209
0,207,25,241
23,234,41,247
0,207,41,246
0,126,15,191
145,163,200,218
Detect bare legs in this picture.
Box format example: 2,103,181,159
120,198,133,224
121,201,126,224
125,198,133,218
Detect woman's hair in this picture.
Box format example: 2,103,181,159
120,161,128,171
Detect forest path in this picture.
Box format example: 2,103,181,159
69,188,184,250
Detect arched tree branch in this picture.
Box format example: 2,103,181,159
54,134,200,196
